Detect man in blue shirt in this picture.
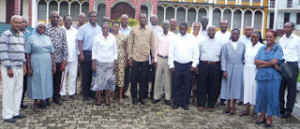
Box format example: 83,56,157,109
76,11,102,101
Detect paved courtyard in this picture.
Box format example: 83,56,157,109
0,83,300,129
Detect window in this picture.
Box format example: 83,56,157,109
157,6,164,25
49,1,58,16
254,11,262,29
297,13,300,24
198,8,207,22
38,0,47,20
212,9,221,27
223,9,231,28
233,10,242,29
253,0,260,3
244,10,252,27
187,8,196,26
97,4,106,25
59,1,69,18
176,7,186,24
71,2,80,20
166,7,175,20
82,2,89,17
242,0,250,2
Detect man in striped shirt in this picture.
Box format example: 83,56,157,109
0,15,27,123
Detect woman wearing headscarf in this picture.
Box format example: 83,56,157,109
25,22,56,111
254,30,283,127
220,29,245,115
239,32,264,119
91,22,118,106
111,21,128,104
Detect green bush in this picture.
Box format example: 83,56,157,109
114,18,139,27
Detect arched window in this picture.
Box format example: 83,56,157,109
141,5,148,22
223,9,232,28
59,1,69,18
198,8,207,22
244,10,252,27
157,6,164,25
233,10,242,29
166,7,175,20
82,2,89,17
254,11,262,29
212,9,221,26
97,4,106,25
71,2,80,20
49,1,58,16
187,8,196,26
176,7,186,24
38,0,47,20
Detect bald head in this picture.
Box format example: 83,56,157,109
207,26,216,39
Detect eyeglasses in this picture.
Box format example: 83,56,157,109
38,26,46,30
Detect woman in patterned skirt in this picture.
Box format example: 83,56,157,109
111,21,128,104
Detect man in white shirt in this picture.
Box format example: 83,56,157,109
197,26,223,112
239,26,253,45
119,14,131,98
170,18,179,34
61,15,78,100
215,20,231,45
279,22,300,118
168,22,199,110
152,20,174,105
147,15,163,99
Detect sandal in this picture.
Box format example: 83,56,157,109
239,110,249,116
229,108,236,115
223,107,231,114
94,101,101,106
119,99,124,104
251,112,257,120
33,105,40,112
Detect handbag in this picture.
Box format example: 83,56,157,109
274,46,293,78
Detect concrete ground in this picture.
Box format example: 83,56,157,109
0,81,300,129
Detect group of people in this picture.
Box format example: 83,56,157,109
1,10,299,127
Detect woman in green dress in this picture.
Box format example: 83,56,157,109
111,21,128,104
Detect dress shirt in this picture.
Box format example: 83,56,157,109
279,33,300,65
193,33,206,45
239,35,251,45
215,31,231,45
155,31,174,62
45,24,68,63
231,40,238,50
199,37,223,62
127,24,155,62
0,29,25,69
168,34,199,68
76,22,102,51
200,29,208,37
149,25,163,36
119,26,131,36
92,33,117,62
244,42,264,65
63,26,78,62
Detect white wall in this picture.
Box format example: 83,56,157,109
0,0,6,23
22,0,29,20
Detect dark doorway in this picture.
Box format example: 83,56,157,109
284,13,290,25
111,2,135,20
6,0,15,24
269,13,274,29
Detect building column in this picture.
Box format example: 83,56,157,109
251,11,254,27
29,0,32,25
273,0,279,30
163,6,166,21
185,8,188,23
14,0,19,14
68,3,71,15
46,1,49,24
208,6,213,26
221,9,224,21
230,11,234,29
241,10,244,33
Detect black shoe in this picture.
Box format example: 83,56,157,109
237,101,244,105
172,104,180,109
265,123,272,127
132,99,138,105
181,105,189,110
45,99,51,106
281,112,291,118
164,100,172,105
20,103,27,109
255,120,266,125
13,114,26,119
53,99,62,105
3,118,16,123
152,99,160,104
82,96,88,101
220,100,226,106
139,99,146,105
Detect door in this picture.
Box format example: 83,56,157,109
269,13,274,29
111,2,135,20
6,0,15,24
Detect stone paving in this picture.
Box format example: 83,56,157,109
0,83,300,129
